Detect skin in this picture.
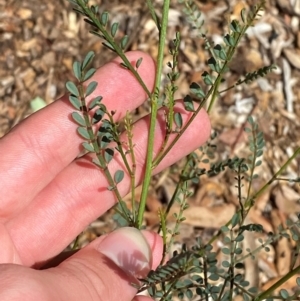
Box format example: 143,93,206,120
0,51,211,301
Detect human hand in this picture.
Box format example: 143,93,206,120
0,51,211,301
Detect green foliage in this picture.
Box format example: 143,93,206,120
65,0,300,300
65,51,133,225
138,216,300,301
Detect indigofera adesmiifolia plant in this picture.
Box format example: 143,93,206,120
65,0,300,300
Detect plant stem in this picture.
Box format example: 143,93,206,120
245,125,259,205
255,265,300,301
136,0,170,229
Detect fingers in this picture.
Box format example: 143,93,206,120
0,229,162,301
0,51,155,220
7,103,210,266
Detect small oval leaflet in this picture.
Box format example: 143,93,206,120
92,158,102,168
91,4,99,14
66,81,79,97
77,127,90,140
207,57,220,73
100,11,109,26
185,289,193,299
235,262,244,269
120,35,129,50
190,82,205,98
213,44,227,61
111,22,119,37
209,274,219,281
183,95,195,112
72,112,86,126
136,57,143,69
120,62,129,70
223,34,235,47
174,112,183,129
230,20,241,33
114,170,124,184
85,81,98,97
82,142,94,153
103,41,115,52
69,95,81,110
231,212,240,227
221,248,230,255
202,72,214,86
73,61,82,81
222,260,230,268
92,108,105,124
83,68,96,81
241,8,247,23
82,51,95,71
89,96,103,110
104,148,114,163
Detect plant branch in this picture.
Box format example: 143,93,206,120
74,0,151,98
136,0,170,228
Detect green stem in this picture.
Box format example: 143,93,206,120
157,155,191,233
203,260,209,301
159,209,168,265
229,231,235,301
255,265,300,301
245,126,258,205
126,115,137,221
207,75,222,113
136,0,170,229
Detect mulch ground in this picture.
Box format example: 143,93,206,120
1,0,300,296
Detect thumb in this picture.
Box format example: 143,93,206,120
53,227,162,301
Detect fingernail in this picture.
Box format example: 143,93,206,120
98,227,152,279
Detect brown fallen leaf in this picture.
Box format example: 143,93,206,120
262,274,299,292
271,209,292,276
169,203,235,228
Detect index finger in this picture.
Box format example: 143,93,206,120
0,51,155,219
